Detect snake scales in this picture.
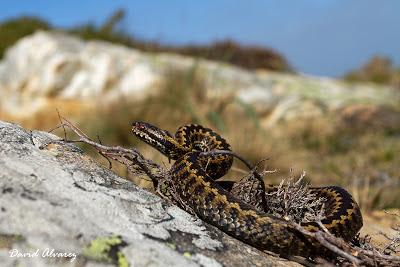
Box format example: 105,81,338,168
131,122,363,258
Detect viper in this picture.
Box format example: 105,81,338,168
131,121,363,258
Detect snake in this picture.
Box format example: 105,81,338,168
131,121,363,258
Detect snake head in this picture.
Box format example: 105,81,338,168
131,121,179,157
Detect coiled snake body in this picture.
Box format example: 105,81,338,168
132,122,363,257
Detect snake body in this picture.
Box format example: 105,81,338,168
131,122,363,257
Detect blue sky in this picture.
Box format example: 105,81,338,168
1,0,399,77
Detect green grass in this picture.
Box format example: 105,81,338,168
0,16,50,58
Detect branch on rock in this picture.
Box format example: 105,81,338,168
51,117,173,198
291,221,400,266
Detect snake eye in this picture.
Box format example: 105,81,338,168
132,122,146,131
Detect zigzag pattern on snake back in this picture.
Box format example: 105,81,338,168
131,121,363,257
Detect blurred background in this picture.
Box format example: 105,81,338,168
0,0,399,216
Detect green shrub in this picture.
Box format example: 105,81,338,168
0,16,50,58
344,56,400,89
0,10,292,72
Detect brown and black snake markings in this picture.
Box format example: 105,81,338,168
131,121,363,258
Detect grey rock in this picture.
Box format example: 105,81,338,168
0,121,299,267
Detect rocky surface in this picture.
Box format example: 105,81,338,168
0,120,299,267
1,31,399,122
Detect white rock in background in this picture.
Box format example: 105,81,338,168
0,31,159,101
0,31,399,122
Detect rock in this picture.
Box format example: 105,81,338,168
0,120,299,267
1,31,399,123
